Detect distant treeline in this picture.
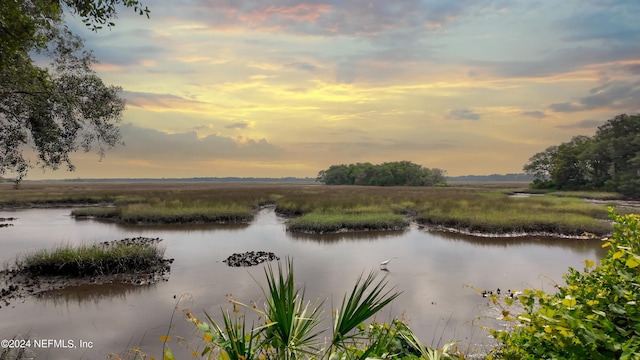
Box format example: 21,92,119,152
448,173,535,182
523,113,640,197
54,177,315,183
316,161,447,186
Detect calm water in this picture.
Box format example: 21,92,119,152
0,207,606,359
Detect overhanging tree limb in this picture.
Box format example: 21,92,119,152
0,0,149,186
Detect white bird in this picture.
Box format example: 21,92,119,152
380,257,397,270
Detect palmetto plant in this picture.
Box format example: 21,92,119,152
184,257,410,360
330,270,401,350
259,259,325,360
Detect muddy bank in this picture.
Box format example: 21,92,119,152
419,223,606,239
0,237,173,308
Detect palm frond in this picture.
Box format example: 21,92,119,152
331,271,401,349
260,257,325,360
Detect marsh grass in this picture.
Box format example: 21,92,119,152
119,202,253,224
416,194,612,236
287,211,408,233
72,201,253,224
1,182,624,236
546,190,625,200
16,238,167,277
72,206,121,218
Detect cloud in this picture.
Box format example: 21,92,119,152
557,3,640,43
522,111,547,119
115,124,282,161
624,63,640,74
225,122,252,129
189,0,506,37
284,61,318,72
448,108,481,121
122,91,207,110
549,80,640,112
555,119,604,129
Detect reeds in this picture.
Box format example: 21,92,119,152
72,201,253,224
16,237,167,277
286,211,408,233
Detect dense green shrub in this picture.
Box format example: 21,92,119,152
490,209,640,359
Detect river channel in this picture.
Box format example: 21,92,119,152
0,207,607,359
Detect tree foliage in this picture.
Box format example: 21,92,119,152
316,161,447,186
490,210,640,359
0,0,149,185
523,114,640,197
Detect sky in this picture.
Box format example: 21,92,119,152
28,0,640,179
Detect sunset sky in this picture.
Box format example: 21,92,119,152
29,0,640,179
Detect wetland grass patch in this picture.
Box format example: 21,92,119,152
72,201,254,224
15,237,168,277
416,194,612,236
287,210,408,233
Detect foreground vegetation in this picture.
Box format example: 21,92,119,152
157,258,463,360
119,211,640,360
488,210,640,359
113,211,638,360
1,182,633,236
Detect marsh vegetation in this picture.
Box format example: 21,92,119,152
0,200,621,359
14,237,169,277
1,181,631,237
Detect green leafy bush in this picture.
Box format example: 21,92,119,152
490,209,640,359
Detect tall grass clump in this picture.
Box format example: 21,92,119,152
286,211,408,233
16,238,167,277
119,202,253,224
168,258,463,360
71,206,121,219
488,209,640,359
72,201,254,224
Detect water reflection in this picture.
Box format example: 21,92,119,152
114,222,251,232
0,207,608,359
288,229,408,243
36,283,153,307
434,229,608,256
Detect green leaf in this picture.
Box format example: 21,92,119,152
562,296,577,308
163,348,175,360
625,257,640,269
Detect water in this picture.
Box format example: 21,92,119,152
0,207,606,359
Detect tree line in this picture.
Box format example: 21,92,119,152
316,161,447,186
523,114,640,197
